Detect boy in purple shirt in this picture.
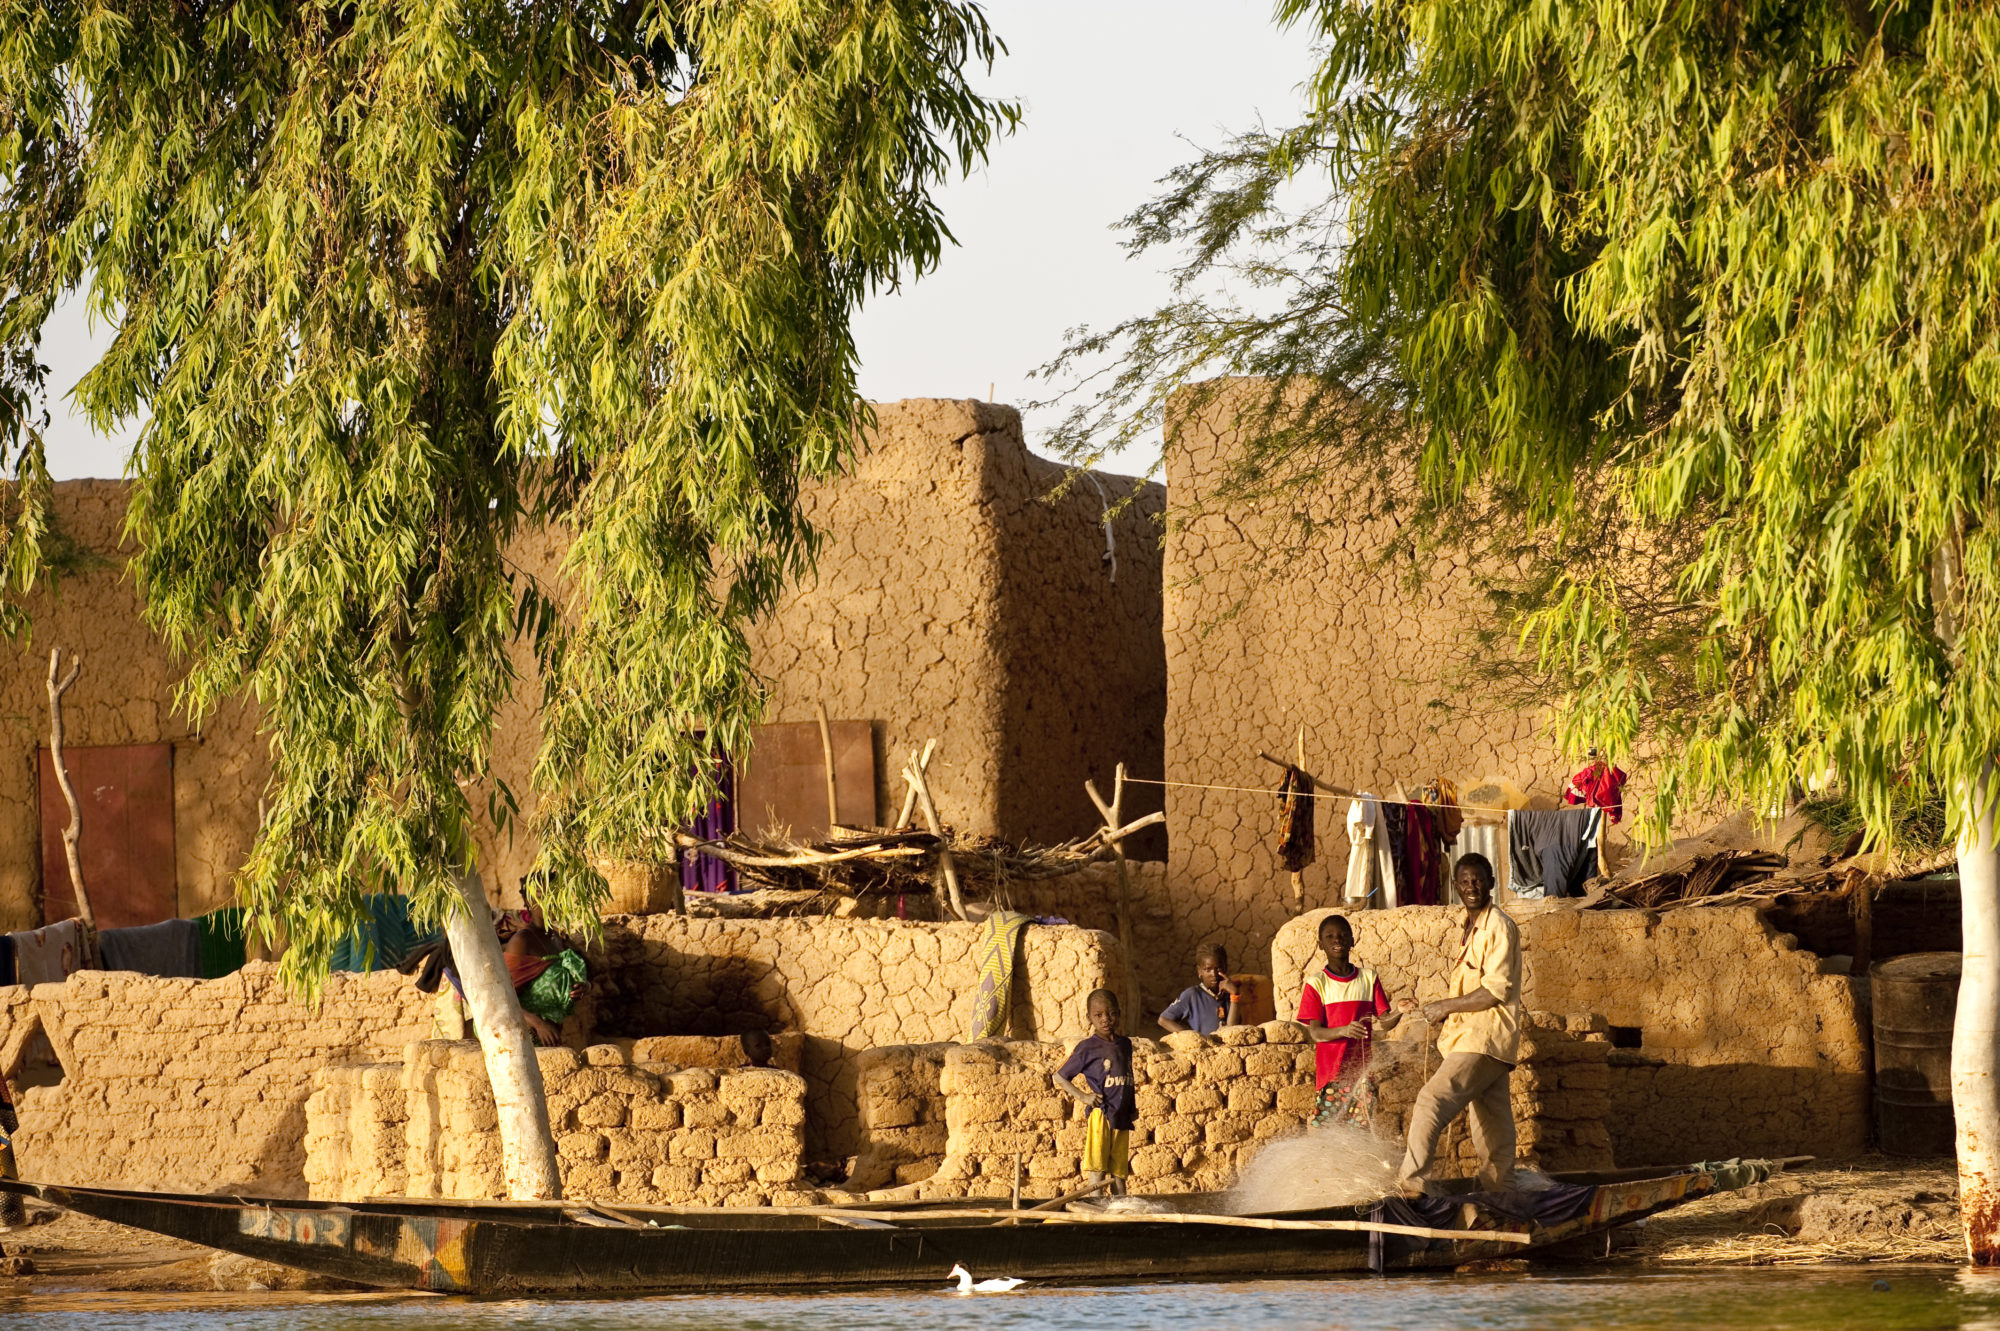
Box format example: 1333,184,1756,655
1159,942,1240,1036
1051,988,1136,1196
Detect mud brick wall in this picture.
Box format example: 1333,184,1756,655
1270,904,1869,1163
742,399,1166,853
1158,388,1581,1013
308,1040,815,1207
885,1018,1609,1199
850,1041,952,1191
590,914,1125,1157
3,965,433,1196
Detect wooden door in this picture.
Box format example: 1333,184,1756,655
38,743,176,928
734,721,877,841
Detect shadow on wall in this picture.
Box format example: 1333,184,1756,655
1606,1062,1871,1165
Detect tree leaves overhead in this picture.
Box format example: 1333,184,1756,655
0,0,1012,982
1053,0,2000,848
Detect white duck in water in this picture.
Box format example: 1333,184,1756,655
948,1263,1026,1294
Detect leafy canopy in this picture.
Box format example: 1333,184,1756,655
0,0,1012,979
1051,0,2000,845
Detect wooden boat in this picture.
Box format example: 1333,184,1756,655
0,1162,1768,1293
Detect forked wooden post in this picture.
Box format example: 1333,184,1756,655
902,746,966,920
1085,763,1142,1024
45,647,94,930
894,738,938,830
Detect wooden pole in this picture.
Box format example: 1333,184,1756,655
903,752,965,920
1256,751,1352,798
1085,764,1142,1024
814,703,840,832
1011,1152,1023,1210
45,647,93,930
894,738,938,830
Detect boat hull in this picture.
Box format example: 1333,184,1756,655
0,1166,1731,1294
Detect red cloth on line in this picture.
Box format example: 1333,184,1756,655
1564,762,1629,824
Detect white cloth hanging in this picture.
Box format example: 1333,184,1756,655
1344,794,1399,908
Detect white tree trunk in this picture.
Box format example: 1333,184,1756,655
1954,768,2000,1262
444,870,562,1200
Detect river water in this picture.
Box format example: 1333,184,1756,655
7,1269,2000,1330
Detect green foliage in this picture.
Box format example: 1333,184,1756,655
0,0,1012,984
1052,0,2000,850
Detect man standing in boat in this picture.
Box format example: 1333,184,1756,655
1394,852,1522,1196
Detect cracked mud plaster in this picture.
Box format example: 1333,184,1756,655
0,401,1167,926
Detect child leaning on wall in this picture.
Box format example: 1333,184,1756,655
1051,988,1136,1197
1297,913,1399,1129
1158,942,1240,1036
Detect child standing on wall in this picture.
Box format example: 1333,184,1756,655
1158,942,1240,1036
1051,989,1136,1197
1298,914,1398,1129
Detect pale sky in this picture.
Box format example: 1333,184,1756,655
37,1,1317,480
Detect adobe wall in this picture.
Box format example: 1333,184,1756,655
875,1017,1609,1199
306,1042,816,1207
0,482,268,929
0,402,1165,928
1,966,434,1196
1159,388,1574,1021
740,399,1165,852
1270,905,1870,1162
588,914,1126,1157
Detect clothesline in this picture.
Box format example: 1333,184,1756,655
1120,774,1525,817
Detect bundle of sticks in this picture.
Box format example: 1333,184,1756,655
1600,850,1790,911
671,815,1162,905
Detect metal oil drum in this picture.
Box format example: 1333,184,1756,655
1870,951,1961,1157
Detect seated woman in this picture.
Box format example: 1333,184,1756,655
497,907,589,1047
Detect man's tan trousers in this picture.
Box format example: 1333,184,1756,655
1397,1052,1517,1191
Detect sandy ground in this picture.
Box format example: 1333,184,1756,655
1619,1156,1961,1267
0,1156,1965,1301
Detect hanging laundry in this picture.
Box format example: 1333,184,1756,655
98,918,203,978
8,918,94,984
1380,803,1410,905
1563,752,1629,824
1402,803,1451,906
680,748,739,894
1276,766,1317,873
1508,807,1604,899
330,894,438,973
196,907,250,979
1344,795,1400,909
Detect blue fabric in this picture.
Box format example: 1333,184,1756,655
1057,1034,1137,1130
1367,1181,1597,1270
1161,983,1228,1035
99,918,202,978
329,895,438,973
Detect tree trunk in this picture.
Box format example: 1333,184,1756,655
1954,767,2000,1262
443,870,562,1200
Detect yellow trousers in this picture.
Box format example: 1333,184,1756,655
1082,1108,1130,1178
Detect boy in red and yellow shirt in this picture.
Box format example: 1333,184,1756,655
1297,913,1398,1127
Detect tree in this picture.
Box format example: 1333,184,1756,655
1051,0,2000,1257
0,0,1011,1198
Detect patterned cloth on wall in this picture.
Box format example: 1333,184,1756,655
1381,804,1409,905
98,918,203,978
1276,766,1317,873
1401,803,1448,906
962,909,1034,1042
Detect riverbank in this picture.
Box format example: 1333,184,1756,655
1627,1156,1960,1266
